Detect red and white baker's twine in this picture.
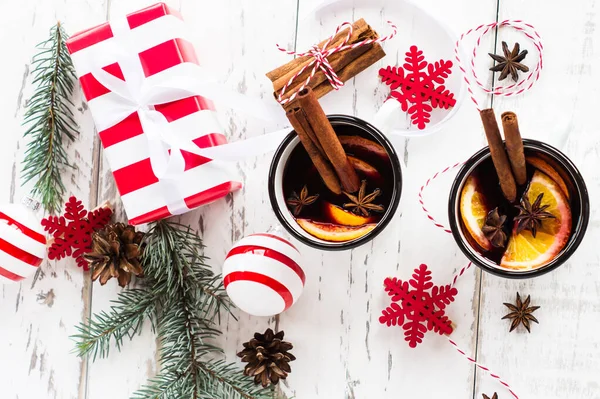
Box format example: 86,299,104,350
447,339,520,399
421,163,519,399
455,19,543,111
418,161,464,234
275,21,397,104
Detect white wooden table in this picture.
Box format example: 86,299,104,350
1,0,599,398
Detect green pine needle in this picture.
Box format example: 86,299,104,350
21,22,78,214
73,220,271,399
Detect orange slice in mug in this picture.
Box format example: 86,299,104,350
501,171,572,270
459,175,492,251
297,219,376,242
323,202,373,226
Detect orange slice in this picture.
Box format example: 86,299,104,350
324,202,373,226
297,219,376,242
460,175,492,251
348,156,382,181
501,171,572,270
526,155,570,199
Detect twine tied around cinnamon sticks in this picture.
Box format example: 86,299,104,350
270,19,397,105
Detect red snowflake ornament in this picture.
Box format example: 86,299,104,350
379,45,457,130
42,196,112,270
379,264,458,348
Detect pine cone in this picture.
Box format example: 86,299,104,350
84,223,144,287
237,328,295,388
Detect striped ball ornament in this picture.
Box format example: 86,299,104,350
223,233,305,317
0,203,46,284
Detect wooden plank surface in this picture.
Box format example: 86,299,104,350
0,1,108,398
0,0,598,398
475,1,600,399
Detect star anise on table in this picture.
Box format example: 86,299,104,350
482,208,507,248
514,193,555,238
502,292,540,333
483,393,499,399
489,41,529,82
343,180,384,217
286,185,319,216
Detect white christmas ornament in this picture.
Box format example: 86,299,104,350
223,233,305,316
0,198,46,284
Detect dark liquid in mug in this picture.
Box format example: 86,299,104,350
283,124,393,227
459,148,577,265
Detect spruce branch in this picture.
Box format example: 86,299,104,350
72,288,157,360
74,220,272,399
21,22,78,214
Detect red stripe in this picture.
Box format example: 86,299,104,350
66,23,113,54
99,111,144,148
129,205,171,226
139,38,199,78
127,181,240,226
99,98,216,150
227,245,305,284
66,3,182,55
181,133,228,170
251,233,298,251
127,3,182,30
113,159,159,195
0,238,43,267
184,181,241,209
0,266,24,282
154,96,215,121
0,213,45,244
115,162,237,207
224,271,293,311
79,63,125,102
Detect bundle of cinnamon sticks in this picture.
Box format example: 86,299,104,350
286,88,360,195
480,109,526,202
267,18,385,105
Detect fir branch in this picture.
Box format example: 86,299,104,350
72,288,157,360
21,22,78,214
74,220,271,399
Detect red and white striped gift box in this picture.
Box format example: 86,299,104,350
0,204,46,284
66,3,241,225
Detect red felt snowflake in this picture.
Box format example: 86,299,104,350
379,45,457,130
379,264,458,348
42,196,112,270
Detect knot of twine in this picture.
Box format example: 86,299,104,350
276,21,397,104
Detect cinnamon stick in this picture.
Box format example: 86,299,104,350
267,19,372,85
296,88,360,193
267,18,385,104
501,111,527,185
311,44,385,100
287,107,341,194
480,108,517,202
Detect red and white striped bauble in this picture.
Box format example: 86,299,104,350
223,233,305,317
0,202,46,284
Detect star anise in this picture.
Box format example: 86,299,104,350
482,208,507,248
483,394,499,399
502,292,540,333
286,185,319,216
489,41,529,82
343,180,384,217
514,193,555,237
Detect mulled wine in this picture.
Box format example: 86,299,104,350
282,123,395,243
456,144,584,273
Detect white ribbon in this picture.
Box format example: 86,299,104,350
91,14,290,214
